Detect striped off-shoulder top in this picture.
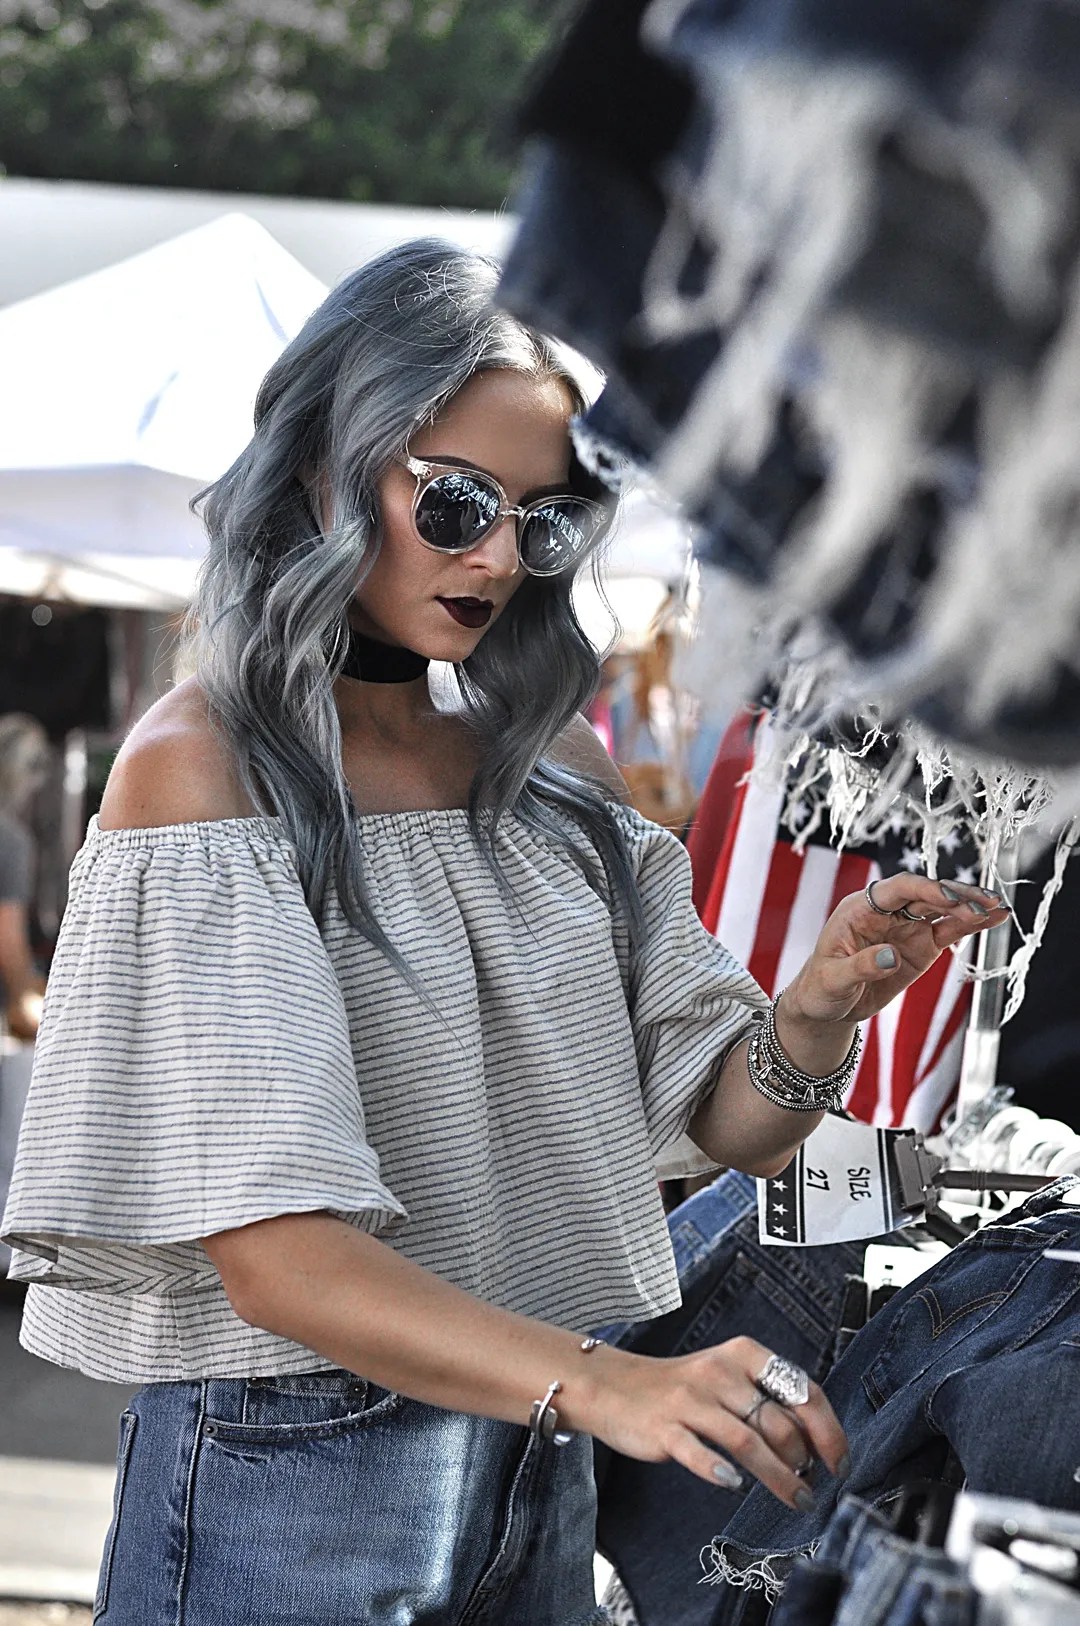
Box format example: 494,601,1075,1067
1,802,765,1382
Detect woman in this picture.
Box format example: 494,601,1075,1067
1,242,1006,1626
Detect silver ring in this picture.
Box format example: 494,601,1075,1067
756,1355,810,1408
864,879,898,917
740,1392,769,1428
898,905,932,923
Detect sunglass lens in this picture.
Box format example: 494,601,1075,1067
415,471,501,551
519,501,602,575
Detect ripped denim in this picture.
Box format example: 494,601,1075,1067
594,1171,867,1626
706,1181,1080,1620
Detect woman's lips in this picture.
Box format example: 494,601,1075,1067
437,597,493,629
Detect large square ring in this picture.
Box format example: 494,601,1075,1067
756,1355,810,1408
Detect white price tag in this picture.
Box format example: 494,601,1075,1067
757,1115,918,1247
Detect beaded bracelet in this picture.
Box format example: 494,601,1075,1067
746,990,861,1112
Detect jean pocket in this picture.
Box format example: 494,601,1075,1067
204,1373,402,1446
862,1234,1046,1409
676,1246,846,1364
93,1409,138,1621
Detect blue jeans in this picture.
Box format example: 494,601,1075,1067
94,1371,609,1625
595,1173,867,1626
770,1496,974,1626
712,1179,1080,1607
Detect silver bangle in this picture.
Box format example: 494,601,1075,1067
530,1380,574,1446
528,1338,600,1448
745,991,861,1112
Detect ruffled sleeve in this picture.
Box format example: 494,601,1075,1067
1,817,405,1297
613,805,768,1166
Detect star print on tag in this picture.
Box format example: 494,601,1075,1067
758,1114,918,1247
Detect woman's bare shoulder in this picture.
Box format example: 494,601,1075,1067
97,678,257,831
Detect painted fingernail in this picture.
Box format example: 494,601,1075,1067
967,900,990,917
713,1461,743,1490
939,884,960,903
876,947,898,969
795,1488,816,1513
837,1453,852,1480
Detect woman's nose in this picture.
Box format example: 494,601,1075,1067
467,514,520,580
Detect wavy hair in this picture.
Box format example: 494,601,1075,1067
186,239,644,968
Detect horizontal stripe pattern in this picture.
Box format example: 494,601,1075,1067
2,804,765,1382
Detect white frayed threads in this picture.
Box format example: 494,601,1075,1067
999,822,1080,1024
696,703,1069,1026
570,418,634,495
698,1540,789,1601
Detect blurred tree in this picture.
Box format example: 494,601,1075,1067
0,0,567,207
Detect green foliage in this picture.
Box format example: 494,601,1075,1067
0,0,565,207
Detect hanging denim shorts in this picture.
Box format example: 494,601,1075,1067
93,1368,611,1626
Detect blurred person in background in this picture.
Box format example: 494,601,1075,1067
0,713,48,1040
0,712,48,1290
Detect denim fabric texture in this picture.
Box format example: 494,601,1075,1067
713,1180,1080,1587
499,0,1080,767
768,1496,893,1625
93,1371,609,1625
502,142,721,479
770,1498,975,1626
594,1172,867,1626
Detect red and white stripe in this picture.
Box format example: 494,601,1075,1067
696,748,972,1132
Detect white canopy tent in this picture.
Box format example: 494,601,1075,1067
0,212,328,609
0,205,689,629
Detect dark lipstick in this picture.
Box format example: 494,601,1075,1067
437,597,493,629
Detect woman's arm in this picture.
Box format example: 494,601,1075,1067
0,900,44,1038
688,871,1010,1175
202,1210,848,1509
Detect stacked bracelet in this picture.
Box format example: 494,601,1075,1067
746,990,861,1112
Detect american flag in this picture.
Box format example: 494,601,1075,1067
687,715,976,1132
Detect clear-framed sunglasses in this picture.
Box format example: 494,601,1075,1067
399,455,609,577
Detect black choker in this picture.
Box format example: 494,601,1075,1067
340,627,430,684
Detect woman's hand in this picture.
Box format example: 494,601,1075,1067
782,873,1011,1028
588,1337,848,1510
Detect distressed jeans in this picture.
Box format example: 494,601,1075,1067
595,1172,868,1626
712,1180,1080,1619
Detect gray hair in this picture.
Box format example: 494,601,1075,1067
186,239,644,970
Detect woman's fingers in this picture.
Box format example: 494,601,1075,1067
769,1379,848,1475
695,1339,849,1506
863,873,1004,924
751,1395,816,1472
606,1341,850,1511
930,902,1011,949
672,1412,812,1510
719,1382,847,1483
